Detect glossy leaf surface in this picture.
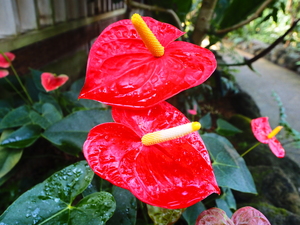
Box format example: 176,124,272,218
0,130,23,178
231,206,271,225
0,124,40,148
84,101,220,209
79,17,216,108
196,207,234,225
106,186,137,225
0,161,116,224
43,109,113,155
202,133,257,194
251,117,285,158
0,105,31,129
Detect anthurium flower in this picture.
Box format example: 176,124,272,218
0,52,15,68
196,207,271,225
251,117,285,158
188,104,198,115
83,101,220,209
79,14,217,108
0,70,9,78
41,72,69,92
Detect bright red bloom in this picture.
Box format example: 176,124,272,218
83,101,220,209
79,16,217,108
251,117,285,158
0,52,15,68
41,72,69,92
0,70,9,78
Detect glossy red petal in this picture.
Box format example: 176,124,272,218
231,206,271,225
112,101,220,208
41,73,69,92
195,208,234,225
0,52,15,68
0,69,9,78
268,139,285,158
83,122,142,189
79,17,216,108
251,117,272,144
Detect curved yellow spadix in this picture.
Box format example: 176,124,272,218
267,126,283,139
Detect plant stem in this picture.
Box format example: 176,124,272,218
4,77,30,104
240,142,261,157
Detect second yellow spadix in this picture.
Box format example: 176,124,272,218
142,122,201,146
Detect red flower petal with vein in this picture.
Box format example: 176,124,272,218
0,70,9,78
41,72,69,92
79,17,216,108
0,52,15,68
83,101,220,209
251,117,285,158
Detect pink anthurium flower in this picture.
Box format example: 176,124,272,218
251,117,285,158
196,207,271,225
41,72,69,92
79,14,216,108
188,104,198,115
0,52,15,68
0,70,9,78
83,101,220,209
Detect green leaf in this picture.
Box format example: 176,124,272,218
199,113,212,130
182,201,206,225
0,130,23,179
0,161,116,224
215,188,236,218
107,186,137,225
0,124,41,148
42,109,113,155
202,133,257,194
0,105,31,129
216,118,242,136
31,69,46,92
147,205,185,225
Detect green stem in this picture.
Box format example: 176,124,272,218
4,77,30,104
0,51,33,105
240,142,261,157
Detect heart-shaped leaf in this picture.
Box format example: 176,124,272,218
202,133,257,194
0,161,116,224
0,105,31,129
147,205,185,225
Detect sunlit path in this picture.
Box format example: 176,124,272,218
222,47,300,164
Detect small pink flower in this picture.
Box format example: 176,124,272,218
251,117,285,158
0,69,9,78
0,52,15,68
188,104,197,115
41,72,69,92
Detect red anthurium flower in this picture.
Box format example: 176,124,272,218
79,14,216,108
188,104,198,115
0,52,15,68
0,70,9,78
84,101,220,209
41,72,69,92
251,117,285,158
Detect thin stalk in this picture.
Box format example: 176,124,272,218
4,77,30,104
0,52,34,105
240,142,261,157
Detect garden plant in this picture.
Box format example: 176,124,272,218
0,0,300,224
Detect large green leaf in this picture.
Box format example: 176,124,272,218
0,130,23,179
182,201,206,225
216,118,242,136
0,105,31,129
42,109,113,155
202,133,257,194
0,161,116,224
0,124,41,148
107,186,137,225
